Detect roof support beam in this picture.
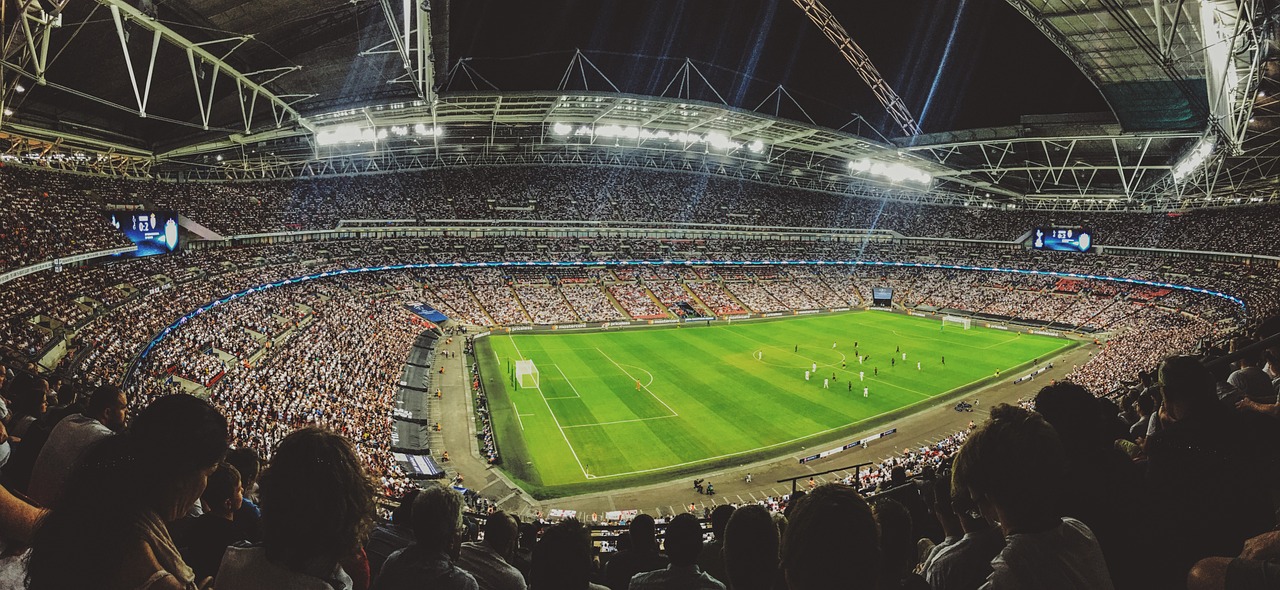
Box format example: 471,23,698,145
96,0,311,132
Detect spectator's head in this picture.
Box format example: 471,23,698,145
952,403,1065,534
390,488,419,528
129,394,229,521
872,498,916,578
783,490,805,519
530,518,594,590
86,384,127,432
258,427,376,572
629,513,658,552
724,505,779,590
225,447,261,491
709,504,735,541
1035,382,1101,445
931,473,962,538
1157,355,1218,420
889,465,908,487
483,511,520,560
410,483,465,557
7,372,47,419
663,513,703,567
1136,390,1156,418
518,522,539,550
781,484,880,589
201,462,243,518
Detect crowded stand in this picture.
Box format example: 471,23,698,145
560,284,628,322
607,284,668,320
9,165,1280,277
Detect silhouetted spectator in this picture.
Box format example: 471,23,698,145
26,394,228,589
872,498,929,590
781,484,880,589
1145,356,1279,586
697,505,734,584
178,462,245,581
530,518,608,590
217,427,377,590
371,483,476,590
723,504,780,590
457,510,525,590
225,446,263,542
1034,382,1150,590
952,404,1113,589
26,383,127,507
629,512,724,589
604,514,668,590
366,489,419,585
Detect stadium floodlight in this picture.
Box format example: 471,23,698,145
1171,136,1215,183
847,158,931,184
414,123,428,135
552,122,759,152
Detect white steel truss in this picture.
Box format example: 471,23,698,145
790,0,922,136
360,0,436,101
98,0,313,133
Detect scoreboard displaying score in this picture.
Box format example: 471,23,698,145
1031,227,1094,253
872,287,893,307
105,211,181,258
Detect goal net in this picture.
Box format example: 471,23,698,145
942,315,972,330
515,359,540,389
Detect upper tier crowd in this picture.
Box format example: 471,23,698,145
4,164,1280,275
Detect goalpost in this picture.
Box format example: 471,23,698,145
941,315,972,330
515,359,540,389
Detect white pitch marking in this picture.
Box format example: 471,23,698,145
509,335,592,479
595,347,678,417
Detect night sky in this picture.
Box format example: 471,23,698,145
447,0,1108,136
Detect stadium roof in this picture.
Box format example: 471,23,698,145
0,0,1275,210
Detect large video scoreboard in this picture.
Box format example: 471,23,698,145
1031,227,1094,253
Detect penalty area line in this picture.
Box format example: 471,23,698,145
594,347,679,418
509,337,593,478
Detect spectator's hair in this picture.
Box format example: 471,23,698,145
783,490,805,519
201,462,241,507
1157,355,1218,410
7,372,45,417
410,483,464,554
663,513,703,566
258,427,376,572
952,403,1065,524
225,447,261,487
129,395,228,484
1136,390,1156,415
530,518,594,590
390,488,419,527
1034,382,1100,440
781,484,880,589
872,497,916,578
85,384,123,417
710,504,735,539
629,513,658,552
27,395,228,589
484,511,519,556
724,505,779,590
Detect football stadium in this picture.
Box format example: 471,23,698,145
0,1,1277,588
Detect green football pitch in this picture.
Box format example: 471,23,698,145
475,311,1074,497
